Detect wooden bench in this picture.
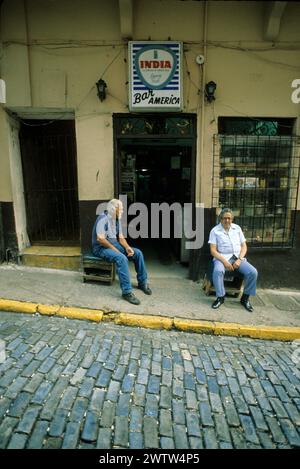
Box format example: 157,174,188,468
82,253,115,284
202,260,244,297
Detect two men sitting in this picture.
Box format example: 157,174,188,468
92,201,258,312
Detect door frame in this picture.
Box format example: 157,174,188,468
6,113,30,252
12,110,80,246
113,113,197,205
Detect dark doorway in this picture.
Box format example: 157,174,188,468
19,120,80,245
119,140,193,263
114,114,196,268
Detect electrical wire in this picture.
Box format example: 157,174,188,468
2,40,125,48
188,41,300,70
100,47,125,79
9,47,126,126
183,50,202,94
19,119,57,126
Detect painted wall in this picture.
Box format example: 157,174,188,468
6,116,29,251
0,0,300,212
0,107,13,202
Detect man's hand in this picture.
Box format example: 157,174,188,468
232,259,241,270
98,236,121,254
126,246,134,257
223,260,234,271
232,258,243,270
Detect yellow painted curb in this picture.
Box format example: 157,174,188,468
58,306,103,322
115,313,173,330
174,318,216,334
1,298,300,341
0,298,38,314
174,317,300,341
37,304,61,316
213,322,242,337
235,325,300,342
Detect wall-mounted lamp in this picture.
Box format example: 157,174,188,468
96,78,107,101
205,81,217,103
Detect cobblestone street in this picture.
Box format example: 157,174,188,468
0,312,300,449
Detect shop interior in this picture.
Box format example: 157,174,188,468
118,140,193,271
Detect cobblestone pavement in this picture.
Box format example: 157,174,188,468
0,312,300,449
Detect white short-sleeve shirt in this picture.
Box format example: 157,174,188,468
208,223,246,261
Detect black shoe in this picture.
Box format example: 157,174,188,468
122,292,141,305
212,297,225,309
240,294,254,312
138,284,152,295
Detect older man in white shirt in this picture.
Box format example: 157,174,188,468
208,208,258,311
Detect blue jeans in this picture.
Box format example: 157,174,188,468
212,258,258,298
93,241,148,295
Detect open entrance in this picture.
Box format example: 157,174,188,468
114,114,196,275
19,120,80,245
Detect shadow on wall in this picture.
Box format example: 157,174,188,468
0,202,18,263
195,249,300,290
246,250,300,290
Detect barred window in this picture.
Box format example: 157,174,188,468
213,118,300,247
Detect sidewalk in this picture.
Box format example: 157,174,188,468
0,262,300,341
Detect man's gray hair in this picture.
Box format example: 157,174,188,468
219,207,233,220
107,199,123,217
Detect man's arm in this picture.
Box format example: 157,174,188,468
232,241,247,269
239,241,247,259
210,244,234,271
97,235,121,253
118,234,134,257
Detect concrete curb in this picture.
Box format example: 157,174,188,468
0,297,300,342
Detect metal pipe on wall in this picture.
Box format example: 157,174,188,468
198,0,208,206
23,0,32,106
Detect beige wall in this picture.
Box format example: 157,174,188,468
134,0,204,41
75,113,114,200
0,107,13,202
1,0,300,207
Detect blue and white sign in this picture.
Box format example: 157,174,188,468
129,41,182,111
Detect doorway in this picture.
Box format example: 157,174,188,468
19,120,80,245
114,114,196,272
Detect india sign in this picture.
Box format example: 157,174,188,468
129,41,182,111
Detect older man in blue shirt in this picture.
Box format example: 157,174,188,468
92,199,151,305
208,208,258,311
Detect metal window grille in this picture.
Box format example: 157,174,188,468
114,114,196,137
212,135,300,247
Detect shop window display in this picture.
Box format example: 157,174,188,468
213,119,300,247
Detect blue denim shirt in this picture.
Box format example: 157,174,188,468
92,211,122,253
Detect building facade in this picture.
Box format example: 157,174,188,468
0,0,300,282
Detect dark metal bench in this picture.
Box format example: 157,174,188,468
202,259,244,297
82,252,115,284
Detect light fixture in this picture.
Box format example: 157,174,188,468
96,78,107,101
205,81,217,103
